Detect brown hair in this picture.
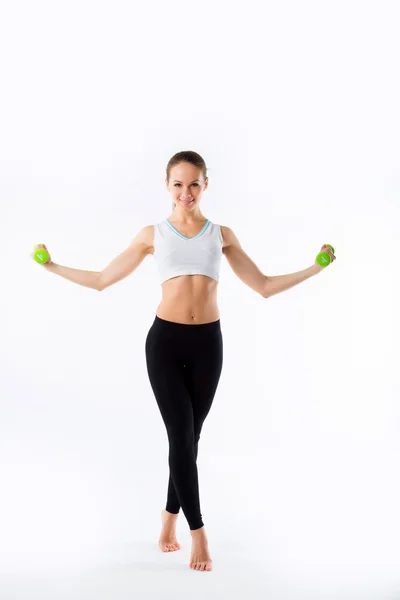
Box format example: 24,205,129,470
166,151,208,211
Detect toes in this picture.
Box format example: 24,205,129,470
160,542,180,552
190,561,211,571
160,543,170,552
159,539,181,552
190,559,212,571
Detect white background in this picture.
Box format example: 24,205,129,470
1,0,399,598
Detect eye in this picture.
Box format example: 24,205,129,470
174,183,199,187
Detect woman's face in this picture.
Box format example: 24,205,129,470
166,162,208,210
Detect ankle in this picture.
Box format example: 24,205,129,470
190,526,206,537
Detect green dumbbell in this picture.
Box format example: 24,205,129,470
316,244,335,267
33,245,50,265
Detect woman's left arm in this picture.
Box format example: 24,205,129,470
221,226,336,299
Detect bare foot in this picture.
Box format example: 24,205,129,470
190,527,212,571
158,509,181,552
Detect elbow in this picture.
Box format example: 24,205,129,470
97,278,114,292
96,275,105,292
261,276,269,298
97,281,108,292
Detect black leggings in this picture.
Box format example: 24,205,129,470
145,315,223,530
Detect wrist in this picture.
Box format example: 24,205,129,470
311,263,323,275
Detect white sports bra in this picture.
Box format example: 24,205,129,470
153,219,223,284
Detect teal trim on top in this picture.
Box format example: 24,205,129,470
165,219,210,240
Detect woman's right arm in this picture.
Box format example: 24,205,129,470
42,226,153,291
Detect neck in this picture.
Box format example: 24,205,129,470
170,208,206,224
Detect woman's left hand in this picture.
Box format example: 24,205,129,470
314,244,336,272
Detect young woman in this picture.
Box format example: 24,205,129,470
32,150,336,572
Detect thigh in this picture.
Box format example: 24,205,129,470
145,328,194,443
183,331,223,429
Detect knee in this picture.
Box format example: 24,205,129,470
168,428,195,449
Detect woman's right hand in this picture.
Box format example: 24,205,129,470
31,243,52,266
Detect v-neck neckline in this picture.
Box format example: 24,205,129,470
165,219,210,241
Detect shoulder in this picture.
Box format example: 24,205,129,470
133,224,155,254
220,225,241,250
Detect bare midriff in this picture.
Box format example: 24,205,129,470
156,274,220,325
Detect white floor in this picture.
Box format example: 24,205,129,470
2,436,400,600
1,525,398,600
